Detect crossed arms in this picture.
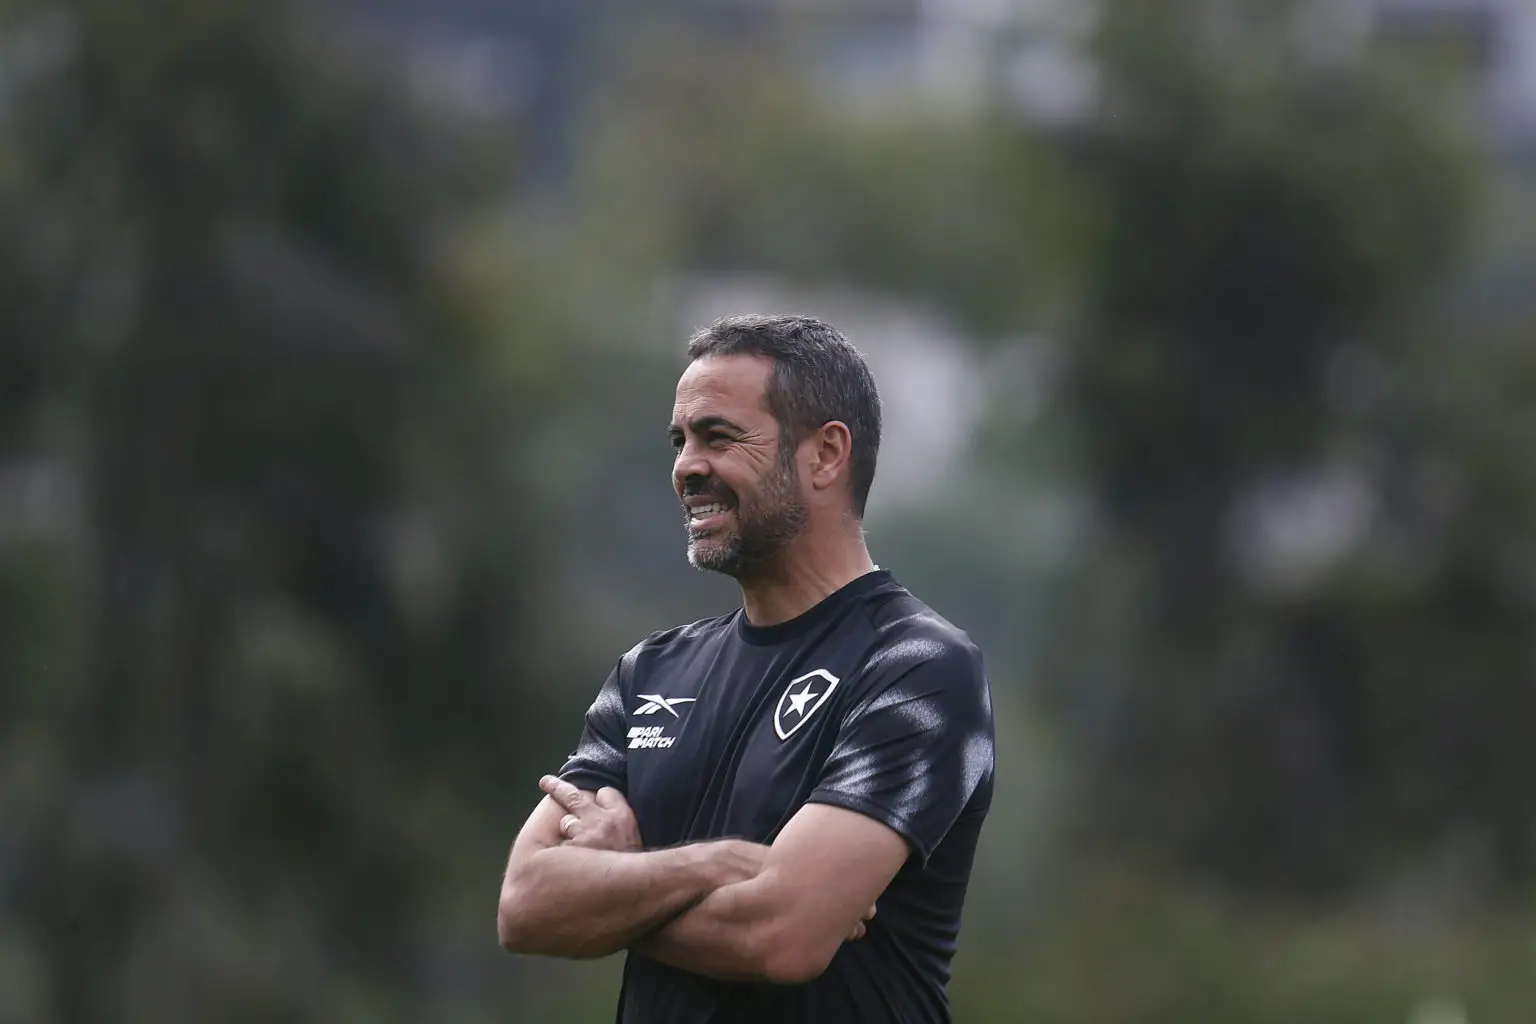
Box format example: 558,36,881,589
496,776,910,985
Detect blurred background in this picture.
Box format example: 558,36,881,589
2,0,1534,1020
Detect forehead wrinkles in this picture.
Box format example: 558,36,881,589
673,360,775,432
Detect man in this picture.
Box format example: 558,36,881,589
498,314,995,1023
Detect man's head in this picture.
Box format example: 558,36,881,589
669,314,882,579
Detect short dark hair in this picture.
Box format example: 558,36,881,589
687,314,882,518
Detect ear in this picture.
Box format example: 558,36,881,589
805,421,853,495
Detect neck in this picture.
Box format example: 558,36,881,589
736,522,878,627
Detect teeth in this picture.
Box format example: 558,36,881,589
690,503,728,518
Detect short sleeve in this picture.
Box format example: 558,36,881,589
555,663,629,794
807,640,994,866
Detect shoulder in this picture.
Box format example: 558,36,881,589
594,614,735,711
833,586,995,784
860,586,986,683
618,612,737,675
839,586,992,732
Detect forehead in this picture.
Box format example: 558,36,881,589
671,354,774,425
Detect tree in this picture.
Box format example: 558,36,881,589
0,0,564,1017
1030,0,1502,894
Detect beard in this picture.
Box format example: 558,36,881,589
684,454,809,579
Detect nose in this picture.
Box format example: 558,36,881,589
673,440,711,495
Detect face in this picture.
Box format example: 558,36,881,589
669,355,810,578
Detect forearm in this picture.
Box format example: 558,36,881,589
634,880,764,981
498,843,722,960
635,876,809,984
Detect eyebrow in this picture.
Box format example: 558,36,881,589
668,415,747,437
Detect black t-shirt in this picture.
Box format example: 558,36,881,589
557,569,996,1024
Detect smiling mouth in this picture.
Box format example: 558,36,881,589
687,502,733,529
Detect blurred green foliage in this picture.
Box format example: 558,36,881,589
1,0,1532,1021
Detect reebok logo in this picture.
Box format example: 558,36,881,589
633,694,697,718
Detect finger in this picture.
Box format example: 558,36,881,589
540,775,587,812
595,786,626,809
864,903,877,921
559,814,581,839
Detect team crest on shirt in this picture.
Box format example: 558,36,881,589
773,669,840,741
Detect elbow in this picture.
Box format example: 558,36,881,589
754,926,838,986
497,882,611,960
497,883,542,954
761,947,834,986
497,889,526,953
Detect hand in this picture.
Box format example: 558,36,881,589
845,903,877,942
540,775,643,852
699,838,770,889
